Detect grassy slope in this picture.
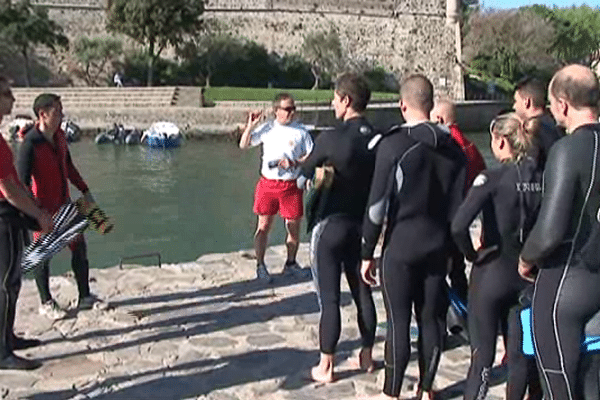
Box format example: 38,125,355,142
204,87,398,102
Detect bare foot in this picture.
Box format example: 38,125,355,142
350,348,375,373
415,388,437,400
311,364,334,383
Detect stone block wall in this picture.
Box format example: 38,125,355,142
18,0,463,99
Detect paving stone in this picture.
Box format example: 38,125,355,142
6,244,509,400
189,336,238,348
246,334,286,347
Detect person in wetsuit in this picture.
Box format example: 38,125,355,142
513,76,564,167
298,73,378,383
360,74,466,400
0,77,52,370
431,99,487,303
451,112,543,400
18,94,103,319
519,64,600,400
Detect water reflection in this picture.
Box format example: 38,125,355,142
137,148,177,194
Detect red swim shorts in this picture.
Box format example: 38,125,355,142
253,177,303,220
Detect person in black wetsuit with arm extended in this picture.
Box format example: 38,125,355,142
360,74,466,400
298,72,378,383
518,64,600,400
451,112,542,400
513,77,564,167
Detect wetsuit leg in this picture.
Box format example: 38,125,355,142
341,220,376,349
413,252,447,391
0,222,22,358
507,303,542,400
448,242,468,303
69,235,90,299
532,266,600,400
311,217,345,354
34,261,52,303
464,264,507,400
380,250,414,398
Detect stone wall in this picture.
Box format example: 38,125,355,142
23,0,464,99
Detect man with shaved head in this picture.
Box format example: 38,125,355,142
360,74,465,400
519,64,600,400
513,77,564,166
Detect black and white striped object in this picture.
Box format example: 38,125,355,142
21,203,89,274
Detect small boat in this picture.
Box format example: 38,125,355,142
142,122,182,148
95,124,142,145
61,120,82,143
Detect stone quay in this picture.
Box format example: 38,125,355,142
5,243,508,399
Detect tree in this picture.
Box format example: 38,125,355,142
529,5,600,69
301,29,343,90
462,7,557,93
73,36,123,86
106,0,204,86
0,0,68,86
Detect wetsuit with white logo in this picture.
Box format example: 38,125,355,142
361,122,465,396
452,156,543,400
299,117,378,356
521,123,600,400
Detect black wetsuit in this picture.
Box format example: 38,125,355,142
452,156,543,400
361,122,466,397
300,116,377,355
535,113,564,167
521,123,600,400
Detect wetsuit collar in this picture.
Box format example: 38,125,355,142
571,122,600,135
401,120,430,127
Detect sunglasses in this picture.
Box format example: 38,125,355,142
278,106,296,113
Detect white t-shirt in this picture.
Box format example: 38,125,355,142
250,120,313,180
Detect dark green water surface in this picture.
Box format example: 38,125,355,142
41,132,495,275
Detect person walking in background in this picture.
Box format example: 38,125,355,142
431,98,486,303
361,74,466,400
17,93,104,320
239,93,313,283
519,64,600,400
451,112,542,400
513,77,564,166
0,77,52,369
298,73,378,383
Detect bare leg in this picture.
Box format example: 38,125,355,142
284,218,301,263
311,352,334,383
254,215,274,264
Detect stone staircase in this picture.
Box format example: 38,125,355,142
11,86,202,112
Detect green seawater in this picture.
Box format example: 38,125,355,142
24,132,495,275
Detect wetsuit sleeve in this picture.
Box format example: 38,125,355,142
449,152,467,222
0,139,13,180
66,151,89,193
299,133,330,180
451,172,493,261
521,141,575,263
361,140,396,259
16,136,35,188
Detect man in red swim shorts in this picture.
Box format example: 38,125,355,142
239,93,313,282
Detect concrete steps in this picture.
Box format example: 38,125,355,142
11,86,202,112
